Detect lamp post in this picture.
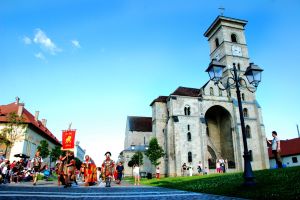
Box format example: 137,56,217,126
205,59,263,186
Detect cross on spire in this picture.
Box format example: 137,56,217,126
219,6,225,16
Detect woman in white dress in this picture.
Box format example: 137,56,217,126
133,164,140,186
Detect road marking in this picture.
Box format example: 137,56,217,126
0,191,188,195
0,193,204,198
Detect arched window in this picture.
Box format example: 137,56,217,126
237,63,241,71
188,152,193,163
187,124,190,131
242,93,245,101
246,125,251,138
187,132,191,141
184,105,191,116
215,38,220,48
210,87,214,96
231,34,237,43
243,108,248,118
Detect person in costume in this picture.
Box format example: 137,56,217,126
55,155,64,186
32,151,43,186
101,151,115,187
83,155,97,186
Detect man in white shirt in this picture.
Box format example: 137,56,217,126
267,131,283,168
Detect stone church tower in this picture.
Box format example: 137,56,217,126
123,16,269,177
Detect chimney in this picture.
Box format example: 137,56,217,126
35,111,40,121
15,97,20,105
17,103,24,116
42,119,47,127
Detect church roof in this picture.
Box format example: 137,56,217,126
204,15,248,38
127,116,152,132
171,86,200,97
268,137,300,158
149,96,168,106
150,87,204,106
0,102,61,146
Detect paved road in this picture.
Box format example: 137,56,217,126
0,181,243,200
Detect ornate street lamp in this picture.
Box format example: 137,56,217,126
205,59,263,186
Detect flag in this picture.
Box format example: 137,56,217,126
62,130,76,150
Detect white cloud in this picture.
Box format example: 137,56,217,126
23,36,32,45
34,52,46,60
71,40,81,48
33,29,61,55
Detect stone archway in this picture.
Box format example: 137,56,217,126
205,105,235,168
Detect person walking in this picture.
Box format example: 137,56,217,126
115,162,124,184
267,131,283,168
32,151,43,186
156,167,160,179
181,163,187,176
197,161,202,175
133,164,140,186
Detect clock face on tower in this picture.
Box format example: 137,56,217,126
232,45,242,56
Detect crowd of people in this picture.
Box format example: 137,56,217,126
0,150,125,188
54,151,125,188
0,151,49,185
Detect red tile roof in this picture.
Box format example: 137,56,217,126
128,116,152,132
171,86,200,97
0,102,61,146
268,138,300,158
150,96,168,106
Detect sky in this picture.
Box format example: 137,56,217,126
1,0,300,165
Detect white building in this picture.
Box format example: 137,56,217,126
0,98,61,165
122,16,270,177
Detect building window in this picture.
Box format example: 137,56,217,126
187,132,191,141
292,157,298,163
231,34,237,43
184,105,191,116
144,136,146,145
188,152,193,163
237,63,241,71
215,38,220,48
246,125,251,138
242,93,245,101
249,150,253,161
187,124,190,131
210,87,214,96
219,88,222,96
243,108,248,118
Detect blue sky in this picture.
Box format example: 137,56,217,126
1,0,300,164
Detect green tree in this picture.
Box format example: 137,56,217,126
50,145,62,163
145,137,165,167
0,112,26,156
130,151,144,166
128,160,134,168
37,140,50,158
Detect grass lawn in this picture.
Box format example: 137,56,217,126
126,166,300,199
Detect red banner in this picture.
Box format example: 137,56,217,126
62,130,76,150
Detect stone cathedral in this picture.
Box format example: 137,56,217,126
122,16,269,177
